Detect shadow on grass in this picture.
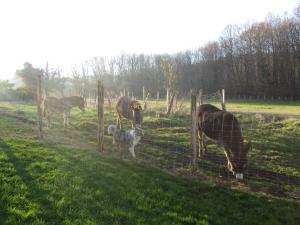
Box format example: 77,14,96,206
31,144,300,225
0,110,35,125
0,138,300,224
0,138,65,225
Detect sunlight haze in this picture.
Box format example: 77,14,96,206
0,0,298,80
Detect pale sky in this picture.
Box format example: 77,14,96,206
0,0,298,80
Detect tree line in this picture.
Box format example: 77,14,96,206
1,7,300,101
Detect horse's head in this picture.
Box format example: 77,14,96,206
228,141,251,180
131,101,143,126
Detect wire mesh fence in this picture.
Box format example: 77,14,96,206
0,88,299,201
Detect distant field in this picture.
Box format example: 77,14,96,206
0,100,299,225
143,99,300,117
226,100,300,116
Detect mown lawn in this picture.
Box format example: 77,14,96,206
0,100,300,225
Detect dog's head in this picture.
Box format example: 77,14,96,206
107,124,117,135
129,128,143,145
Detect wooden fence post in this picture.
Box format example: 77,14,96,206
218,89,226,111
142,86,145,101
222,89,226,110
166,92,176,117
143,92,150,110
156,90,160,107
106,91,112,108
173,94,177,111
191,91,198,168
36,74,43,138
198,89,203,106
166,88,169,112
97,80,104,152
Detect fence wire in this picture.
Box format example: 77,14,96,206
0,94,299,201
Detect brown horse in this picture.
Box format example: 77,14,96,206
197,104,251,180
42,96,85,128
116,96,143,129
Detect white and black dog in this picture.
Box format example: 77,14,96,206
107,124,143,158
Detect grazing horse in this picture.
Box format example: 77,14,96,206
197,104,251,180
42,96,85,128
116,96,143,129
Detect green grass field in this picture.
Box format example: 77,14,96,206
0,100,299,225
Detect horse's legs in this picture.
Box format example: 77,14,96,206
197,128,204,158
45,110,52,129
224,147,233,172
116,113,119,128
47,114,51,129
63,112,67,127
63,110,71,127
197,128,208,158
197,128,201,157
202,133,208,154
116,113,122,129
66,111,70,126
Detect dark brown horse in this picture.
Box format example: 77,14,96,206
197,104,251,180
116,96,143,129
